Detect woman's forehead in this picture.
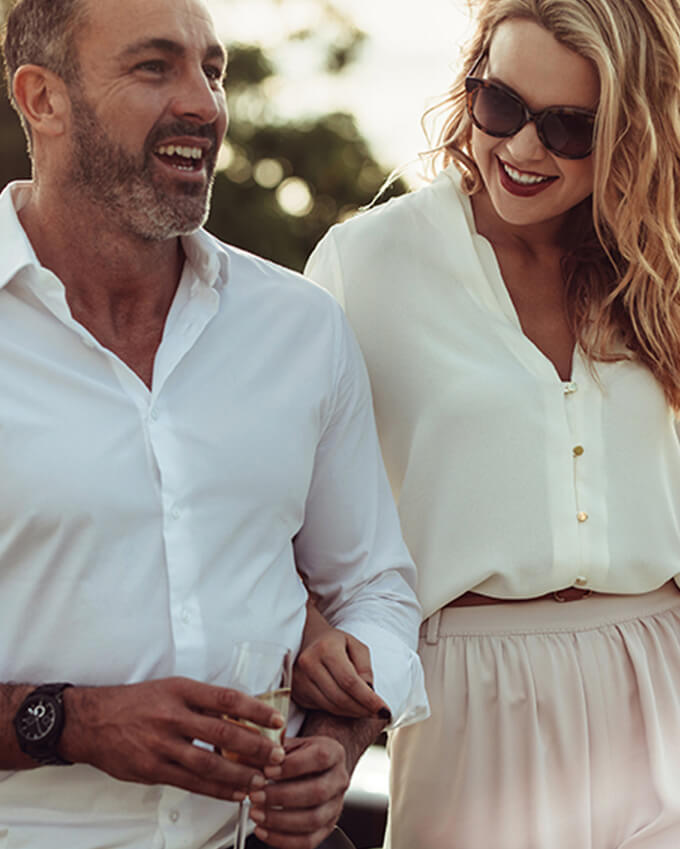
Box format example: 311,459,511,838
486,18,599,111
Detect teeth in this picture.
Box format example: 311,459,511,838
156,144,203,160
502,162,551,185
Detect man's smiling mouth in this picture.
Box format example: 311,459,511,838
154,144,206,172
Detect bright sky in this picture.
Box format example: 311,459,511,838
214,0,474,184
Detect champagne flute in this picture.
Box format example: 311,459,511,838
222,640,292,849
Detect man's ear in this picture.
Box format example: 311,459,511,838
12,64,70,138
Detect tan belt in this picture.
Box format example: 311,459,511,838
445,587,593,607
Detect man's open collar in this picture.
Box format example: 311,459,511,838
0,180,231,292
180,226,230,292
0,181,42,291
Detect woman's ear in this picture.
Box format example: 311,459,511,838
12,64,70,138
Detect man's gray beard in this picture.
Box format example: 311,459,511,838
66,90,215,241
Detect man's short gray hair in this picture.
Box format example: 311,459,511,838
2,0,88,143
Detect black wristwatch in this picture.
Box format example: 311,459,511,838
13,683,74,766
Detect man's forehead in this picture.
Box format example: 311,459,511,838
80,0,222,56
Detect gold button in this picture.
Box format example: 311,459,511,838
573,445,584,457
577,511,589,523
563,381,578,395
574,575,588,586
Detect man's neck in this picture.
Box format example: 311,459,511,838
18,185,186,389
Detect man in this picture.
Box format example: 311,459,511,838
0,1,428,848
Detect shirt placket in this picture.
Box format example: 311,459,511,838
145,282,221,680
145,282,225,849
564,353,610,588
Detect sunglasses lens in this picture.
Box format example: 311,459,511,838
471,84,524,137
541,112,593,158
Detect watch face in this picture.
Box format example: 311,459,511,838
17,698,57,742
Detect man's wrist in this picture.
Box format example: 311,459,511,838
58,685,98,766
300,710,387,775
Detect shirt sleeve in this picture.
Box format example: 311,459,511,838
304,230,346,309
295,246,429,729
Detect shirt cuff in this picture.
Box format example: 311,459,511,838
339,620,430,730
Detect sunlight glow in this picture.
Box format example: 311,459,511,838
276,177,314,217
213,0,473,182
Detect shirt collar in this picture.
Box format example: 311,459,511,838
181,227,230,291
0,181,42,290
0,179,231,292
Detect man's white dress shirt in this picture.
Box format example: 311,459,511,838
0,182,427,849
305,166,680,619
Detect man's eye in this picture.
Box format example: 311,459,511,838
137,61,167,73
205,66,226,83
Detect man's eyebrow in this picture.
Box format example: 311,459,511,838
119,37,227,64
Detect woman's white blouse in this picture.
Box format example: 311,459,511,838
305,167,680,619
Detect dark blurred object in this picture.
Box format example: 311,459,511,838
338,741,389,848
0,78,31,185
338,803,386,849
246,825,357,848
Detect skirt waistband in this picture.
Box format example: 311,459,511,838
420,581,680,643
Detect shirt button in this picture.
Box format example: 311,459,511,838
181,608,190,624
169,809,180,823
573,445,585,457
577,511,589,523
171,507,181,520
150,408,160,421
574,575,588,587
563,381,578,395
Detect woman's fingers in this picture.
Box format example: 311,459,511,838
293,631,391,719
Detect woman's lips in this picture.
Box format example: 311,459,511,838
497,157,558,197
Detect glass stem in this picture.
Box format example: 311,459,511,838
234,797,251,849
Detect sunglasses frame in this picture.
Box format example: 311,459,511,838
464,53,596,160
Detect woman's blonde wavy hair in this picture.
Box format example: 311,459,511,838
423,0,680,408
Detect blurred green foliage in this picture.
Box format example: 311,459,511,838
0,1,405,272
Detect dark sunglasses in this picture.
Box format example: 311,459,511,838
464,54,596,160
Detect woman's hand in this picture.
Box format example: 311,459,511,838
294,601,391,720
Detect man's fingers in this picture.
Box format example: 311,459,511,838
186,680,285,730
169,735,275,789
254,768,347,810
152,756,257,802
261,736,348,790
250,793,343,844
190,713,285,767
251,737,349,848
119,736,268,801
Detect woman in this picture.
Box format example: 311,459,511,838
300,1,680,846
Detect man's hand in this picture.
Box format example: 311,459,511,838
60,677,286,801
295,623,391,721
248,712,387,848
249,735,349,849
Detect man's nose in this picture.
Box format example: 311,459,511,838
171,68,223,124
